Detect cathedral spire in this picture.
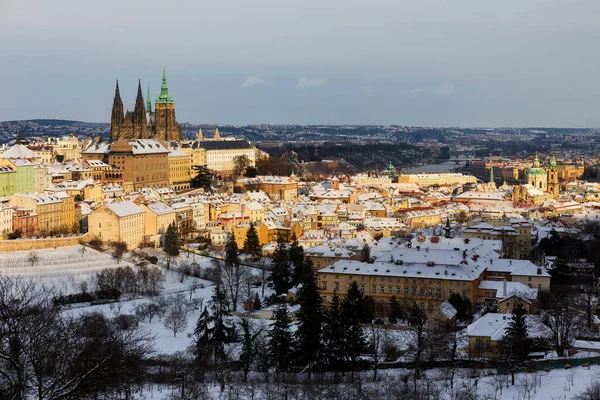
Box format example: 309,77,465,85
489,165,494,183
136,79,143,101
114,80,121,101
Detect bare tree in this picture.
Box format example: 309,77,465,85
163,294,189,337
519,373,536,400
366,321,386,381
0,276,153,399
27,251,39,267
543,293,584,357
79,244,87,258
220,259,252,312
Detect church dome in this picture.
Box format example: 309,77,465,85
527,153,546,176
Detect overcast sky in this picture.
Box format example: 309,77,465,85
1,0,599,127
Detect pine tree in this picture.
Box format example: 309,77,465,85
210,282,237,364
289,233,306,285
271,239,291,295
163,222,181,260
225,232,239,269
388,295,403,325
268,303,293,376
243,223,262,259
341,281,366,378
503,302,530,358
194,280,237,368
322,292,347,372
239,318,261,382
294,261,323,376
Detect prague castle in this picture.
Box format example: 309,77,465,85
110,70,182,142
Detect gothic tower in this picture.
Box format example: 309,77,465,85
133,80,149,139
154,69,182,141
110,80,124,140
547,153,559,200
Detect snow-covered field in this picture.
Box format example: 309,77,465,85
0,245,137,294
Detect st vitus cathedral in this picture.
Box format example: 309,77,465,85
110,70,182,142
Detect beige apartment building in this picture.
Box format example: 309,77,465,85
140,201,176,237
88,201,146,249
168,150,192,191
10,193,63,234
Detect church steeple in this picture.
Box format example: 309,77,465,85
114,80,122,102
489,165,494,183
111,80,124,140
156,69,174,104
146,85,152,113
133,79,147,130
136,80,143,101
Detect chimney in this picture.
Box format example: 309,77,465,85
503,280,507,296
537,267,542,275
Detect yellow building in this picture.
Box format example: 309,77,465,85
168,150,192,191
397,173,477,187
88,201,146,249
140,201,176,237
34,164,53,193
242,201,264,223
233,222,269,249
178,144,206,178
9,193,63,234
235,176,298,201
54,192,76,232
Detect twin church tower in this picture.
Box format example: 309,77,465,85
110,70,182,142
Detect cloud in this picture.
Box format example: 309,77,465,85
296,77,328,89
241,76,269,87
364,85,375,95
410,83,455,97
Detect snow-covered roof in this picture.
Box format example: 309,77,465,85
106,201,144,217
466,313,548,341
145,201,175,215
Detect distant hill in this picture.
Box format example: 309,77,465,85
1,119,107,126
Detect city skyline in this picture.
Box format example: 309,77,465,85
1,0,600,127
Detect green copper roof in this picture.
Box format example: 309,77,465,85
528,167,546,176
550,153,557,168
156,69,174,104
146,85,152,113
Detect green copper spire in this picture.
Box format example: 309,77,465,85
550,153,557,168
534,152,540,167
146,85,151,113
156,68,174,104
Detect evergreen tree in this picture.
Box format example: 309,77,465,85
322,292,346,372
239,318,261,382
502,303,530,385
341,281,366,378
271,239,291,295
294,261,323,376
163,222,181,257
549,257,570,287
225,232,240,269
388,295,403,325
268,303,293,376
194,279,237,368
503,303,530,359
448,292,473,322
243,223,262,259
191,165,213,190
194,306,212,364
289,233,306,285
